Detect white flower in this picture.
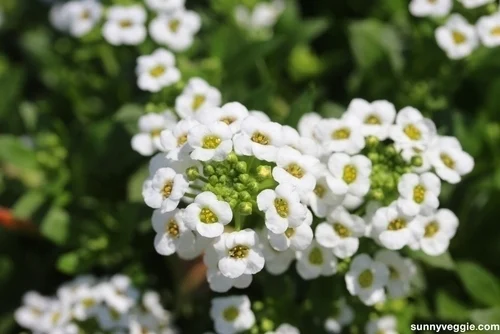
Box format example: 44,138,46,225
71,286,102,321
457,0,493,8
15,292,51,331
50,4,70,32
257,184,308,234
213,229,265,279
207,268,253,293
178,231,212,260
273,147,319,196
102,5,147,45
233,116,284,162
324,299,354,334
281,126,321,157
314,117,365,155
145,0,185,13
160,118,199,160
409,0,452,17
307,167,344,218
95,305,129,330
326,153,372,197
149,9,201,51
249,110,271,122
435,14,478,60
142,167,189,212
102,275,139,313
295,240,337,280
476,13,500,47
315,207,366,259
184,192,232,238
265,323,300,334
375,250,415,298
152,209,196,256
298,112,322,140
259,230,295,275
210,295,255,334
371,203,425,250
196,102,249,134
188,121,233,161
136,49,181,92
142,291,171,324
64,0,102,37
132,111,177,156
397,172,441,216
427,136,474,184
365,316,398,334
344,98,396,140
40,302,72,333
390,107,436,150
345,254,389,306
267,222,313,251
395,143,432,173
235,0,285,30
175,78,222,119
412,208,459,256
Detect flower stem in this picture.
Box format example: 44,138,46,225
234,210,242,231
198,175,209,183
184,192,197,199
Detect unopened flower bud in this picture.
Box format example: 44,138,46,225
219,175,228,184
370,188,384,201
385,145,397,157
235,183,246,192
411,155,423,167
238,173,250,184
203,165,215,176
247,181,259,193
239,191,251,201
186,167,199,181
227,152,238,164
256,165,272,180
209,175,218,186
239,201,253,215
261,318,274,332
229,199,238,209
366,136,379,148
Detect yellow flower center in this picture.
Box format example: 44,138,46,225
177,134,188,147
119,19,133,28
191,94,206,111
388,218,407,231
413,185,426,204
314,184,326,198
491,26,500,36
452,30,467,44
251,131,270,145
82,298,96,308
358,269,374,288
332,127,351,140
220,116,236,125
229,245,249,259
223,306,239,322
285,227,295,238
308,247,324,265
202,135,222,149
199,208,218,224
440,153,455,169
364,114,381,125
80,10,91,20
403,124,422,140
333,223,351,238
274,198,289,218
149,65,166,78
166,218,180,238
150,128,162,137
424,221,440,238
51,312,61,324
285,163,305,179
389,266,400,280
168,19,181,32
342,164,357,184
161,180,174,198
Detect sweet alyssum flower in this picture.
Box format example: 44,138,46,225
326,153,372,197
281,125,321,157
213,229,265,279
149,8,201,51
427,136,474,184
136,48,181,92
314,117,365,155
344,98,396,140
267,219,313,251
411,208,459,256
152,208,196,256
61,0,102,37
365,316,398,334
295,240,338,280
457,0,494,8
435,14,478,60
257,183,308,234
142,167,189,212
234,0,285,31
324,299,354,334
315,206,366,259
197,102,249,134
397,172,441,216
206,268,253,293
145,0,185,13
273,146,319,196
265,323,300,334
210,295,255,334
233,116,284,161
345,254,389,306
408,0,452,17
101,275,139,313
259,229,295,275
188,121,233,161
160,118,200,160
476,13,500,48
390,107,436,150
298,112,322,140
184,191,233,238
307,168,343,218
374,250,415,298
102,5,147,45
176,78,222,119
131,111,177,156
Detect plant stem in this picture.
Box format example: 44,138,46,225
235,210,242,231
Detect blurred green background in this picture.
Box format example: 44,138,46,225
1,0,500,333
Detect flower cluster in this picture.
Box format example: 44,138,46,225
49,0,200,50
409,0,500,58
15,274,176,334
136,87,473,332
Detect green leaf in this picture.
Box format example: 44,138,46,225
114,104,144,134
436,290,470,321
470,308,500,324
295,18,330,43
457,261,500,307
284,86,317,128
12,190,45,220
57,252,80,274
409,250,455,270
40,207,70,245
0,135,38,170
